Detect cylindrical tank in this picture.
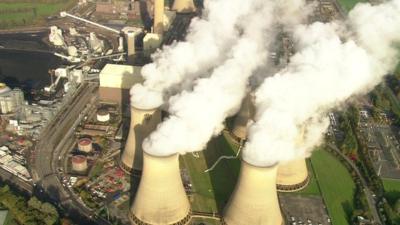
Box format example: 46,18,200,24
277,159,309,192
97,109,110,122
153,0,164,35
172,0,196,13
71,155,88,172
223,160,283,225
125,31,136,61
120,106,161,172
68,46,78,57
129,153,191,225
78,138,93,153
232,94,254,140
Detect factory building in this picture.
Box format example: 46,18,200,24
129,153,191,225
120,106,161,172
277,159,309,192
172,0,196,13
71,155,88,172
231,94,254,141
0,83,24,115
98,64,143,107
78,138,93,153
223,160,283,225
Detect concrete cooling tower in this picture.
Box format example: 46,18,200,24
276,126,309,192
120,106,161,172
276,159,309,192
154,0,164,35
129,153,191,225
172,0,196,13
232,95,254,140
223,160,283,225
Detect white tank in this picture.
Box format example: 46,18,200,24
223,160,283,225
68,46,78,57
129,153,191,225
172,0,196,13
120,106,161,172
72,155,88,172
153,0,164,35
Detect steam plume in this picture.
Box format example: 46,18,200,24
130,0,261,110
243,0,400,167
142,0,277,156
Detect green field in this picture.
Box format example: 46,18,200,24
0,0,77,29
337,0,367,11
311,149,356,225
383,178,400,204
182,132,240,213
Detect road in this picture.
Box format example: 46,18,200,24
327,143,382,225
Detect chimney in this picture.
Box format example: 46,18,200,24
154,0,164,35
130,153,191,225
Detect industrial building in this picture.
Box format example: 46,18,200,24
98,64,143,106
129,153,191,225
223,160,284,225
120,106,161,172
0,83,24,115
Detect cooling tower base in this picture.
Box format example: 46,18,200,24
119,160,142,176
129,211,192,225
277,176,310,192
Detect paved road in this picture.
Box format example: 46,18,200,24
327,143,382,225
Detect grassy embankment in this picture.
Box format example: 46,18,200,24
336,0,367,11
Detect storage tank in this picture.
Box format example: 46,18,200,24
129,153,191,225
276,158,309,192
97,109,110,122
153,0,164,35
71,155,88,172
120,106,161,172
78,138,93,153
223,160,283,225
232,94,254,140
172,0,196,13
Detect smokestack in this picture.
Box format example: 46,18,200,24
223,160,283,225
232,94,254,140
172,0,196,13
130,153,191,225
277,159,309,192
153,0,164,35
120,106,161,172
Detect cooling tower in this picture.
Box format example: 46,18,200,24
172,0,196,13
223,160,283,225
232,95,254,140
276,159,309,192
120,106,161,172
130,153,191,225
154,0,164,35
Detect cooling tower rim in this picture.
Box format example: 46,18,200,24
241,158,278,169
143,151,178,159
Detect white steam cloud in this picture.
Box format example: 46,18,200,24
130,0,261,110
142,0,277,156
243,0,400,167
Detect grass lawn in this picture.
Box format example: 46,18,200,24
182,132,240,214
0,1,77,28
311,149,356,225
382,178,400,205
295,160,321,196
337,0,367,11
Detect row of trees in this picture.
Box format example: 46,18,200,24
0,184,60,225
